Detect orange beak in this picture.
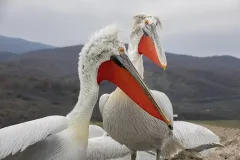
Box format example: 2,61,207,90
97,54,171,128
138,25,167,70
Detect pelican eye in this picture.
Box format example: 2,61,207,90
145,19,149,25
119,47,125,54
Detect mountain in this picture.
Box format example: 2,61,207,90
0,35,54,54
0,52,17,61
0,45,239,127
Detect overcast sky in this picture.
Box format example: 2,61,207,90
0,0,240,57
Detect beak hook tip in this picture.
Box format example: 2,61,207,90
162,65,167,71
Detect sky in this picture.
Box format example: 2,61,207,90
0,0,240,57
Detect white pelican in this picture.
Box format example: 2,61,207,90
0,24,164,160
100,14,183,160
99,13,222,160
87,123,222,160
133,121,223,158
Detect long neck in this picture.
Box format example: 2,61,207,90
66,70,99,139
128,29,144,79
112,30,145,102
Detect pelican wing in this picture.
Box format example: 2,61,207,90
173,121,222,151
99,93,111,115
89,125,105,138
150,90,222,152
0,116,68,159
87,135,130,160
151,90,174,124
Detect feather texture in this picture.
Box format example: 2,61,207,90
88,125,105,139
87,134,130,160
100,90,222,156
99,94,111,115
88,125,130,160
0,116,68,159
173,121,222,152
87,125,161,160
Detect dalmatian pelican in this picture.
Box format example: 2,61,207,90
87,123,222,160
100,14,183,160
99,13,222,160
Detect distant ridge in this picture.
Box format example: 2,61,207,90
0,52,16,61
0,35,55,54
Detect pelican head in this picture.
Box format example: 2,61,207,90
132,13,167,70
80,24,171,127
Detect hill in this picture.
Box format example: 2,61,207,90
0,52,17,61
0,45,240,127
0,35,54,54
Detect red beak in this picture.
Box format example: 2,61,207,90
138,34,167,70
97,54,171,127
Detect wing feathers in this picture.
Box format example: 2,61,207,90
87,135,130,160
89,125,105,138
173,121,222,151
0,116,68,159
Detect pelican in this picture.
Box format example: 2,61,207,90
99,14,183,160
87,123,222,160
0,24,164,160
99,13,222,160
133,121,223,158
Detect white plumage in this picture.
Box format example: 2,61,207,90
0,116,68,159
99,13,223,160
87,121,222,160
0,24,137,160
136,121,223,158
87,125,157,160
87,134,130,160
173,121,222,151
99,91,222,159
100,14,183,160
88,125,105,139
87,125,131,160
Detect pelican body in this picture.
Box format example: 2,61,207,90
0,24,163,160
100,14,183,160
101,90,182,160
87,121,222,160
100,14,223,160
